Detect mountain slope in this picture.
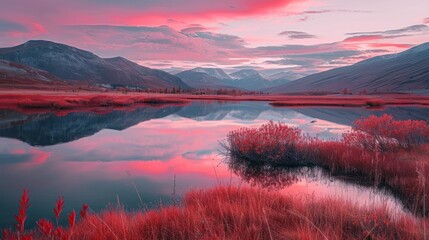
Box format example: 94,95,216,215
230,69,292,90
0,59,68,89
268,42,429,93
0,40,191,90
191,67,232,80
175,69,236,89
230,69,271,90
177,68,293,91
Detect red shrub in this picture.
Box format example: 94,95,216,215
225,121,303,165
345,114,429,151
224,116,429,216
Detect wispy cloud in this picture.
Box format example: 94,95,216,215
282,9,372,17
278,31,317,39
343,34,410,42
347,24,429,36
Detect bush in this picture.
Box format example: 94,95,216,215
225,121,303,165
344,114,429,151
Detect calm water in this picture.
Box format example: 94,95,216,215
1,101,428,228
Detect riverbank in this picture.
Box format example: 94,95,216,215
1,90,429,114
223,116,429,217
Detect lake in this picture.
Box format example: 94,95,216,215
1,101,428,228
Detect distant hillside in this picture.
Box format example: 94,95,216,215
191,67,232,80
175,69,237,90
267,42,429,93
177,68,292,90
0,59,68,89
229,69,272,90
0,40,191,90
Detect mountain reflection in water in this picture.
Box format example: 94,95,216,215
0,101,425,228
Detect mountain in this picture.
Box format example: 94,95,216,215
0,40,191,90
266,71,304,81
191,67,232,80
229,69,271,90
230,69,260,79
267,42,429,93
175,68,236,89
176,67,295,91
229,69,293,90
0,59,68,89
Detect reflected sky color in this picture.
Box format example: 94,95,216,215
1,101,426,227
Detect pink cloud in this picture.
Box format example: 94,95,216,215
343,35,384,42
367,43,412,49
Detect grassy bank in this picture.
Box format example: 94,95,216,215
1,91,429,114
3,187,427,240
223,115,429,217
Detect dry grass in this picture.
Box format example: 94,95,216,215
223,116,429,216
39,187,428,240
1,91,429,114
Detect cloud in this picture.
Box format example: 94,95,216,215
347,24,429,36
424,18,429,24
278,31,316,39
366,43,412,49
282,9,372,21
0,19,29,33
60,25,247,64
263,50,362,71
1,0,306,28
343,34,410,42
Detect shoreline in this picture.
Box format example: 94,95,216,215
1,90,429,114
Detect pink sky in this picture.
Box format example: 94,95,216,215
0,0,428,74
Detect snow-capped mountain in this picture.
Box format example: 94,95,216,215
191,67,232,80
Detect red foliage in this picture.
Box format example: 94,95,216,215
226,121,302,165
80,204,89,219
224,115,429,216
15,189,30,233
345,114,429,151
69,187,425,239
54,227,64,239
37,218,53,237
54,196,64,221
68,210,76,228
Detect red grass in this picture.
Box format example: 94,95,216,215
15,189,30,233
80,204,89,220
37,219,53,237
53,187,429,239
3,187,428,239
68,211,76,228
224,115,429,216
1,91,429,115
346,114,429,151
53,196,64,224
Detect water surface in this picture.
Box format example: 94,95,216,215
1,101,428,227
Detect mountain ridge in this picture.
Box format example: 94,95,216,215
0,40,191,90
266,42,429,93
